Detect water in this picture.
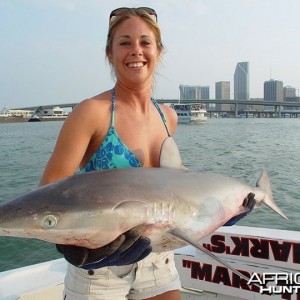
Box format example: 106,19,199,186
0,119,299,272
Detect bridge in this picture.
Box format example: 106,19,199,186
163,99,300,118
15,99,300,118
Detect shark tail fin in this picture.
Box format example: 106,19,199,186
256,170,288,220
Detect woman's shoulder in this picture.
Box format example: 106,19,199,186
160,103,177,116
63,90,113,130
79,90,112,108
70,90,112,117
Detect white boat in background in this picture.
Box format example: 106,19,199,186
171,103,208,124
28,114,41,122
0,225,299,300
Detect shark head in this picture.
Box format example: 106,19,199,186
0,177,147,248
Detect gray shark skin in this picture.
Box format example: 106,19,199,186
0,138,287,252
0,138,288,284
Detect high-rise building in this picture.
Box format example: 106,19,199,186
216,81,230,99
179,85,209,100
283,86,299,110
215,81,230,111
200,86,210,99
264,80,283,101
234,62,249,100
283,86,296,100
179,85,201,100
234,62,249,110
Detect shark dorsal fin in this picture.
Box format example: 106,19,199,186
159,137,187,170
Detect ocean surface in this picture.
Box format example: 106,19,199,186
0,118,299,272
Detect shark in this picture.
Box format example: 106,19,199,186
0,137,288,282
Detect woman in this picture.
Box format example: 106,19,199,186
40,7,181,300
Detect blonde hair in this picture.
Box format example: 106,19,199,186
105,8,164,61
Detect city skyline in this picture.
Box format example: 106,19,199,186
180,62,299,102
1,0,300,108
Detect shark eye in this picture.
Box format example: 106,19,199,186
42,215,58,229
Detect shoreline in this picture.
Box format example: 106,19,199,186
0,117,67,124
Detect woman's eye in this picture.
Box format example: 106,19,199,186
120,41,130,46
119,40,152,46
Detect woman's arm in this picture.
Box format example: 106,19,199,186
39,100,99,185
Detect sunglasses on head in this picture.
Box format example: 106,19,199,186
109,7,157,22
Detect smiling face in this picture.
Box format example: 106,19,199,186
107,16,162,87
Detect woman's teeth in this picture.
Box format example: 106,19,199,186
127,62,144,68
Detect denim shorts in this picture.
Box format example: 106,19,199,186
63,251,181,300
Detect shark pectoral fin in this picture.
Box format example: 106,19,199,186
170,228,260,290
159,137,188,170
256,171,289,220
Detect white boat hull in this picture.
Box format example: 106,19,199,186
0,226,299,300
178,116,208,124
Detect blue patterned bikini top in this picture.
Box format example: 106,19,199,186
81,89,170,172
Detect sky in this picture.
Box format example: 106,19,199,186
1,0,300,109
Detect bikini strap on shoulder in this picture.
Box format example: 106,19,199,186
111,88,116,127
151,98,171,137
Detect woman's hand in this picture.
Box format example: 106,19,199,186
56,228,152,269
223,192,256,226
